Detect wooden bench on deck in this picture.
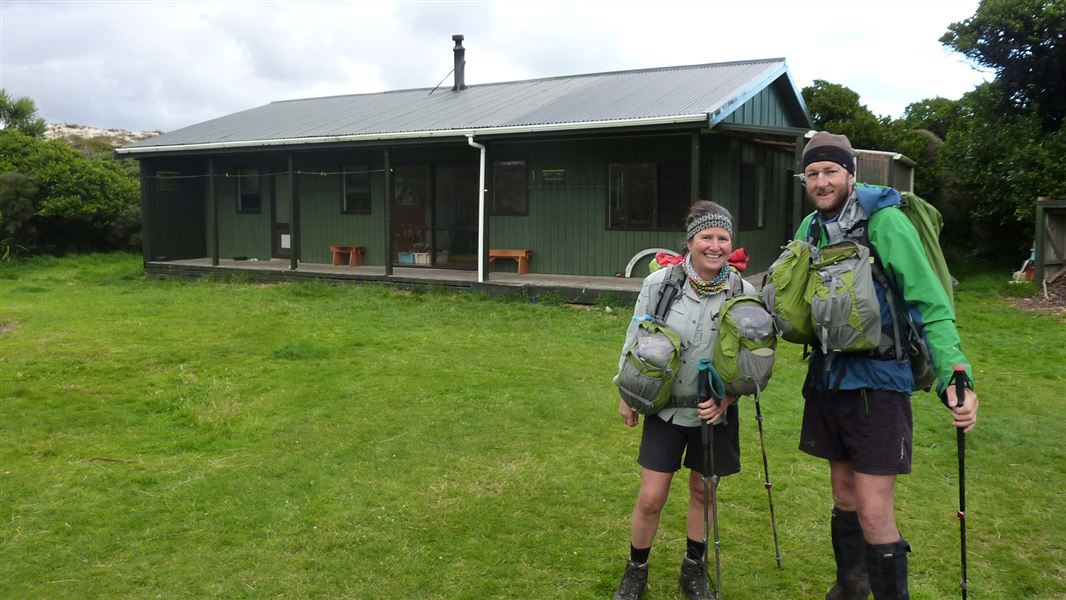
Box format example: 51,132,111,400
329,245,365,267
489,249,533,275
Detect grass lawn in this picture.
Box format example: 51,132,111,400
1,253,1064,599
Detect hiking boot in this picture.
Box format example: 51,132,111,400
865,539,911,600
678,555,715,600
825,508,870,600
612,560,648,600
826,579,871,600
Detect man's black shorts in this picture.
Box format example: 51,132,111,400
638,405,740,477
799,373,913,475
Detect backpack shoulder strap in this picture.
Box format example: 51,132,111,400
801,211,820,244
852,207,914,360
727,268,744,298
652,265,685,324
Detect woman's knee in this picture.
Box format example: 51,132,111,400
688,476,709,504
636,484,670,515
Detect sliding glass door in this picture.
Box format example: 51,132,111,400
390,164,477,269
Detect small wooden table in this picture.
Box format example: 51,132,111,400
489,249,533,275
330,245,365,267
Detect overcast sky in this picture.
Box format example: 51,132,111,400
1,0,992,133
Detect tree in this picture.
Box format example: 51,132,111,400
939,81,1066,255
801,80,889,150
0,129,140,253
941,0,1066,130
936,0,1066,257
0,89,47,138
901,97,961,140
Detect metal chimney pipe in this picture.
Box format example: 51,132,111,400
452,34,466,91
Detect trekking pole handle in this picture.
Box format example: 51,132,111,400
952,364,970,410
697,359,722,407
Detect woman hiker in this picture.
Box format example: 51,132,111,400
612,200,755,600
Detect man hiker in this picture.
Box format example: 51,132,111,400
795,132,980,599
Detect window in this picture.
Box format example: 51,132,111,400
237,168,261,213
157,170,178,194
492,160,527,215
342,163,371,214
739,163,764,230
608,162,690,229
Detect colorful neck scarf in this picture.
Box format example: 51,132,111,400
683,254,733,297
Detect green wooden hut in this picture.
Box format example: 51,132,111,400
117,39,813,283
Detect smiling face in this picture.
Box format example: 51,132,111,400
686,226,733,280
804,160,855,218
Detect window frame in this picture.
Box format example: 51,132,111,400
156,170,179,194
236,167,262,214
606,161,690,231
341,163,372,215
491,159,528,216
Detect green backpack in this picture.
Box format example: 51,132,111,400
712,295,777,397
875,188,952,390
761,239,817,344
808,240,883,354
616,267,686,415
898,190,955,310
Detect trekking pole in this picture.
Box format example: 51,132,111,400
948,365,971,599
698,359,723,599
751,382,782,569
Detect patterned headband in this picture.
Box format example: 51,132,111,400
686,213,733,240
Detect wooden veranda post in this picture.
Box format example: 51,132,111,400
691,131,701,204
384,148,392,277
289,154,299,271
793,133,807,233
209,158,219,266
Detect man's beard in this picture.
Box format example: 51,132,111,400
808,184,851,216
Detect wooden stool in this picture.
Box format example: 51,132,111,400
330,245,365,267
488,249,533,275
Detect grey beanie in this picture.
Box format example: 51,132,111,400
802,131,855,173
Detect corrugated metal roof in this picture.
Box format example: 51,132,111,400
119,58,809,154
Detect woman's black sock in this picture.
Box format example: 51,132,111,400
686,538,706,561
630,544,651,565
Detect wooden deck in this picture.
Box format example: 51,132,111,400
145,258,647,305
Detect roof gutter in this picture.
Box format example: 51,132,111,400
114,114,708,156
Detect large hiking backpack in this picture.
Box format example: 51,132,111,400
616,267,686,415
712,295,777,397
761,239,817,344
898,190,955,310
875,188,951,390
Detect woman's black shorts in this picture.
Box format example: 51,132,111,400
637,405,741,477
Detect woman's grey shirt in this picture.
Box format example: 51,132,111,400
616,266,756,427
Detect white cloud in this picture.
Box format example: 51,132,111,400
0,0,990,131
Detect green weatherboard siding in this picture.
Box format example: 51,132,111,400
720,83,795,128
141,162,207,261
488,134,795,276
213,174,272,260
297,158,387,266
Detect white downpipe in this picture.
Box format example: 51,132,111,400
467,134,487,283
